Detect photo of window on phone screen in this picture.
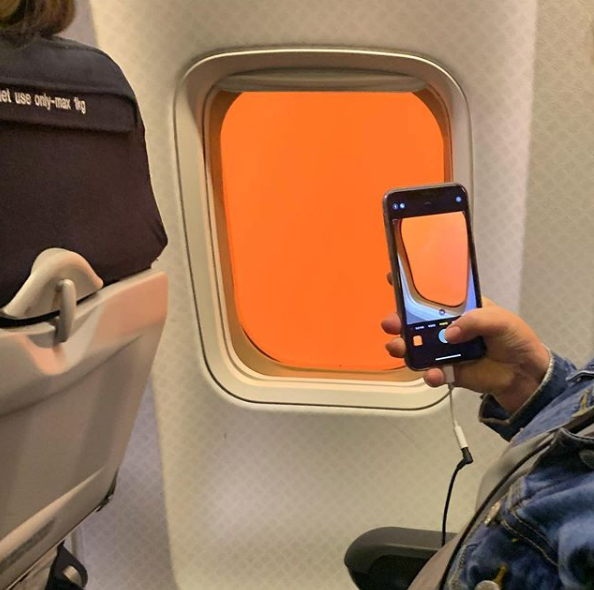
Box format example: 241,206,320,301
383,183,486,370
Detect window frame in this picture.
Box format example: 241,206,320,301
174,48,473,409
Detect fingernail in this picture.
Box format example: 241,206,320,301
445,326,461,342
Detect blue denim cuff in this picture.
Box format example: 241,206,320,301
479,350,575,441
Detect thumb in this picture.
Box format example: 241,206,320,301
444,307,509,344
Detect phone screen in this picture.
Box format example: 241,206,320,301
384,183,485,370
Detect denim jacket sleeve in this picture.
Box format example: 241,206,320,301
478,351,577,441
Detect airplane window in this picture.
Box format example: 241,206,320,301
210,90,448,373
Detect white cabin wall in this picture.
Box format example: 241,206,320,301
62,1,594,589
520,0,594,367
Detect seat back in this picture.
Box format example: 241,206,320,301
0,31,168,590
0,264,167,590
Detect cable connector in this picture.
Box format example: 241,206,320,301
446,377,473,466
460,446,474,466
453,424,469,454
443,364,455,385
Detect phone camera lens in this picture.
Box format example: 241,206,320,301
424,201,432,208
456,196,462,203
399,203,405,209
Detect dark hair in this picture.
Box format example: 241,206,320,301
0,0,75,37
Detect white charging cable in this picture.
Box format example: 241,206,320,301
441,365,473,545
443,365,472,462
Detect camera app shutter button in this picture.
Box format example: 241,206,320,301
438,328,449,344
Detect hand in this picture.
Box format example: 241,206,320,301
382,274,550,413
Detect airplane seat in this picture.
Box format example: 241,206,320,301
0,33,168,590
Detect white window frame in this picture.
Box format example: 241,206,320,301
174,48,473,410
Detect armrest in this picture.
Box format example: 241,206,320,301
344,527,453,590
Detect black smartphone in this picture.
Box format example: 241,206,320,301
383,183,486,370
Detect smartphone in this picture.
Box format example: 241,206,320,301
383,183,485,370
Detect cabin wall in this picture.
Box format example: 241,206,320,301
64,1,594,589
520,0,594,364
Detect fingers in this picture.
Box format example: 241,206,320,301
424,368,445,387
382,311,404,357
380,282,504,394
385,336,406,358
451,357,512,394
423,359,512,394
381,313,401,335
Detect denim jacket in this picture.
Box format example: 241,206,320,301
446,352,594,590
